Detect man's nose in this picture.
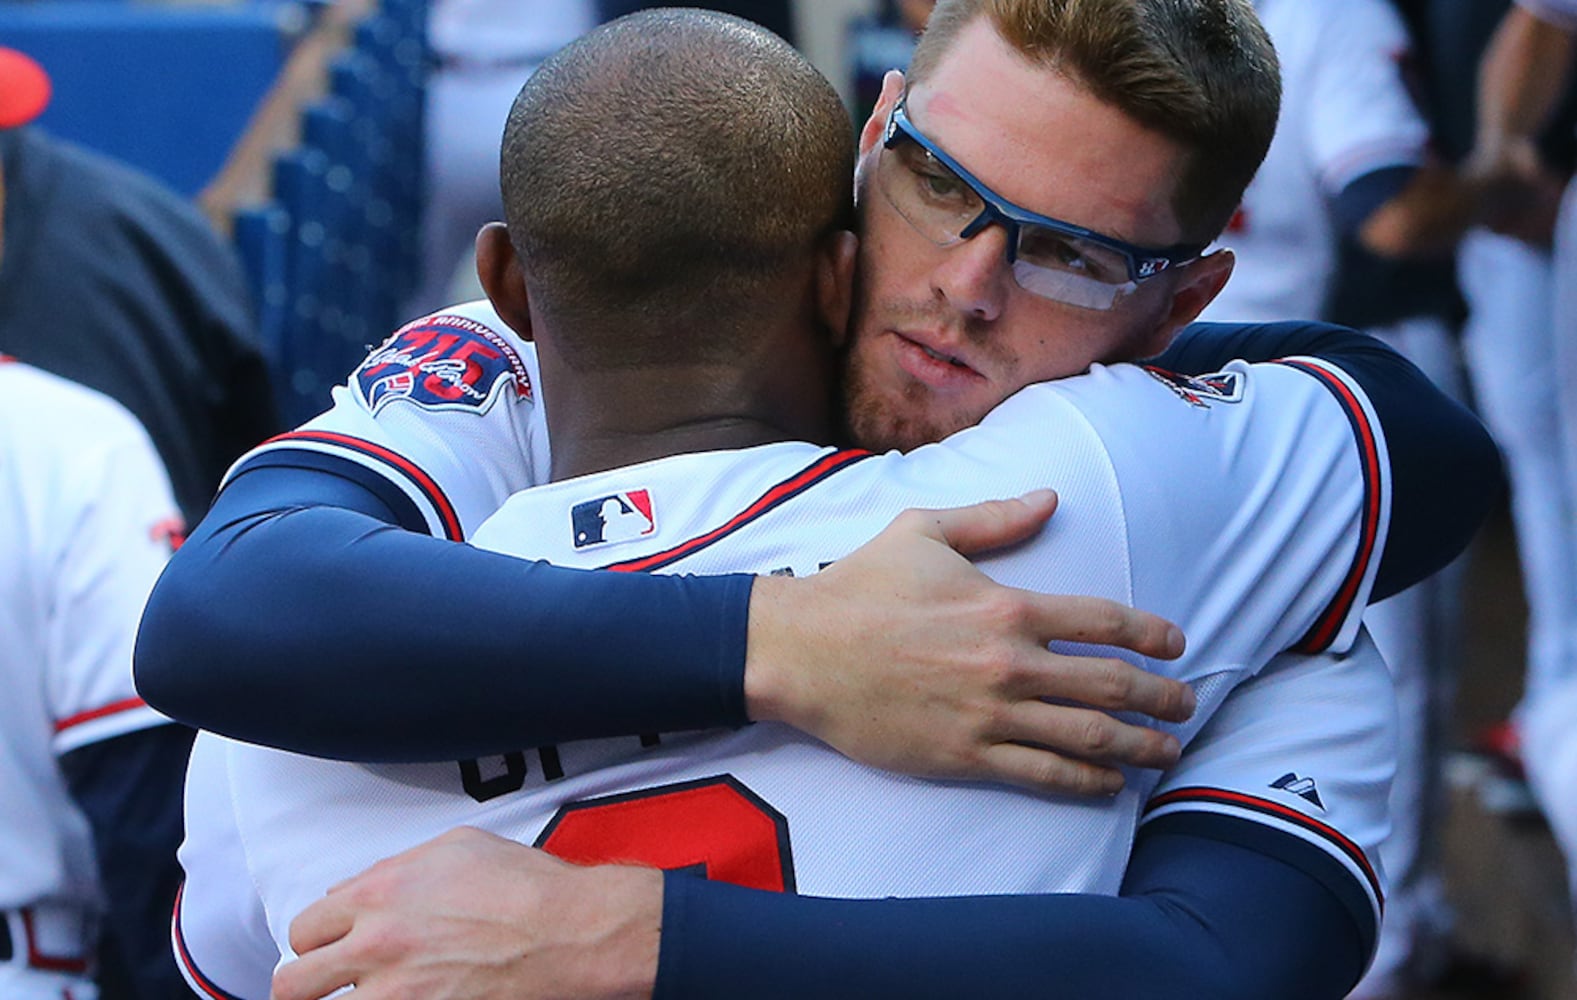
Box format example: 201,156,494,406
931,222,1012,322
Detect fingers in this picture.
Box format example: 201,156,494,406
914,490,1059,555
1006,697,1182,770
1027,593,1186,662
1026,646,1194,726
973,702,1183,796
978,742,1127,797
272,939,359,1000
288,888,357,956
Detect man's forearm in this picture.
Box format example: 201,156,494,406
1477,5,1576,154
656,827,1366,999
134,467,752,761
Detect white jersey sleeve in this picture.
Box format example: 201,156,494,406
0,360,179,752
175,732,280,1000
1297,0,1429,195
1033,357,1387,683
227,300,549,539
44,401,181,754
1143,627,1396,940
1202,0,1430,321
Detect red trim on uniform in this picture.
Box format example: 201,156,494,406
261,430,465,541
171,884,250,1000
20,910,90,974
1275,360,1384,652
53,696,147,734
601,450,874,573
1144,786,1383,904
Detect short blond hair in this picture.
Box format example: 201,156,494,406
910,0,1279,243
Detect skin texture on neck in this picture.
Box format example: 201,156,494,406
475,223,846,482
536,360,832,482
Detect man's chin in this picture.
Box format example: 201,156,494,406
844,398,971,453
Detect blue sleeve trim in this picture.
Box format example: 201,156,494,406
1332,165,1417,239
225,450,429,536
1136,810,1378,955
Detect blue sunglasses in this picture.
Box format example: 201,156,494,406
879,95,1206,309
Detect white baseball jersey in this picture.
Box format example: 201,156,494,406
178,348,1394,996
1201,0,1431,322
0,359,180,997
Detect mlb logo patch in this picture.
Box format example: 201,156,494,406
572,490,656,548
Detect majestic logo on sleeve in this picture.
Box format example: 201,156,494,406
1142,366,1244,408
355,315,532,415
1270,772,1325,810
572,490,656,548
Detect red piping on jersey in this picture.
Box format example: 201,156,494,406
54,696,147,734
1275,360,1383,652
172,884,250,1000
261,430,465,541
1144,786,1383,906
600,450,874,573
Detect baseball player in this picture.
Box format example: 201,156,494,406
1199,0,1440,323
1469,0,1577,955
0,358,189,999
172,10,1496,998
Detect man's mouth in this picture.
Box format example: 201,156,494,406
892,332,984,388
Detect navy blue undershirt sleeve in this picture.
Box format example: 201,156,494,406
1330,165,1418,239
1154,320,1503,600
133,465,752,762
59,723,195,999
655,822,1368,999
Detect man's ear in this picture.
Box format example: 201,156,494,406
1141,248,1234,356
816,229,859,348
857,70,907,157
475,222,534,342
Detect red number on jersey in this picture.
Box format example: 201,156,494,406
534,775,795,892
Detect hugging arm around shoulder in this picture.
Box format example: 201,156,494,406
134,319,1497,759
133,465,752,761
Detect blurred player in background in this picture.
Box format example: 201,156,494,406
0,357,190,999
1468,0,1577,976
0,47,278,527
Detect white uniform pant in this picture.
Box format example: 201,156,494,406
1459,228,1577,703
1518,176,1577,920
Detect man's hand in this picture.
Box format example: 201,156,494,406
271,828,662,1000
744,491,1193,797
